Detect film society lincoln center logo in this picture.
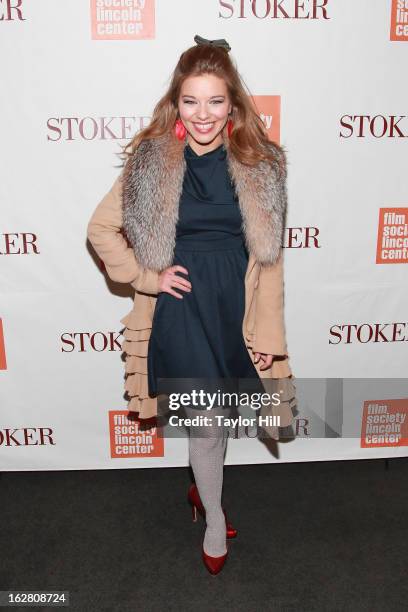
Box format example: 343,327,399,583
376,208,408,264
390,0,408,41
251,96,281,144
90,0,155,40
0,319,6,370
109,411,164,458
361,399,408,448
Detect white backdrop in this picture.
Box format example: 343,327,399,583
1,0,407,471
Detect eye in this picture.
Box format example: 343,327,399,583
182,99,224,105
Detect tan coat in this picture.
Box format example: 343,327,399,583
87,163,296,432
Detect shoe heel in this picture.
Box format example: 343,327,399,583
191,504,198,522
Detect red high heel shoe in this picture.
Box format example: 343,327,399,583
187,483,238,539
202,544,228,575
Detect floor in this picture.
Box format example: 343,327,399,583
1,456,407,611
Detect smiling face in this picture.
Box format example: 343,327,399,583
177,73,232,155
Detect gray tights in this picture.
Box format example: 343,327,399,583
185,404,230,557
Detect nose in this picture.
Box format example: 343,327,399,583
195,104,211,121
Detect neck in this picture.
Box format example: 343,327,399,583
186,135,224,157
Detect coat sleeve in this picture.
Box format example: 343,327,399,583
252,248,288,357
252,142,290,357
86,171,160,295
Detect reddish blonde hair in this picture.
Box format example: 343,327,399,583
119,42,285,172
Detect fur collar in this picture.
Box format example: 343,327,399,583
122,131,287,271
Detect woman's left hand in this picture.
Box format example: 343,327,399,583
253,352,274,370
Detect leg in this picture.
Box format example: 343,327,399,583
185,404,230,557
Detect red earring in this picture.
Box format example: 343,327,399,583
174,118,187,141
227,118,234,137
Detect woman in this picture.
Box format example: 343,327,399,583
87,35,296,575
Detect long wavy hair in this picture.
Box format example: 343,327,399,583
119,41,285,173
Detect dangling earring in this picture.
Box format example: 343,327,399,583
227,118,234,138
174,118,187,141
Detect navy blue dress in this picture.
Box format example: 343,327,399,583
147,141,259,398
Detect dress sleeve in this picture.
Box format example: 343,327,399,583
86,171,160,295
251,248,288,357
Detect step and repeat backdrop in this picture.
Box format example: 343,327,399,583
1,0,407,471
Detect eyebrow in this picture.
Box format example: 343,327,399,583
181,94,225,99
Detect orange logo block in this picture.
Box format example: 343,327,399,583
361,399,408,448
0,318,6,370
109,411,164,458
251,95,281,144
390,0,408,41
376,207,408,263
90,0,155,40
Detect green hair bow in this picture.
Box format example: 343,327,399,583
194,34,231,52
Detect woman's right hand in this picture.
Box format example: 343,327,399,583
158,265,192,299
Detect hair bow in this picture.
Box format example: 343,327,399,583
193,34,231,52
